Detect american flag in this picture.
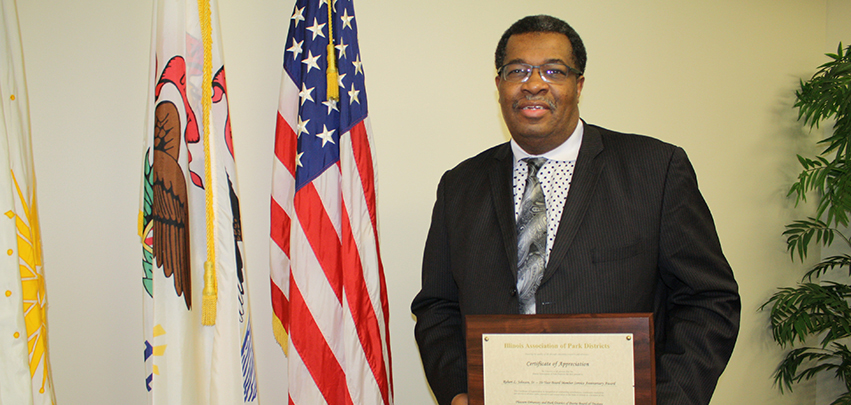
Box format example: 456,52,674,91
269,0,393,404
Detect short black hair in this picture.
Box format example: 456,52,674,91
495,15,586,74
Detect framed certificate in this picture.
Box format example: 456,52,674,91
465,313,655,405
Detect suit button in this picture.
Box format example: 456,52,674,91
510,288,517,296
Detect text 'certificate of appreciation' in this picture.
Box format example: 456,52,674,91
482,333,635,405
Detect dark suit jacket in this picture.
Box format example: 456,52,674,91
411,123,740,405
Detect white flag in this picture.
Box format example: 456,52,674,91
0,0,55,404
139,0,258,403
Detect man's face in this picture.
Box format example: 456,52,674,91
496,32,584,155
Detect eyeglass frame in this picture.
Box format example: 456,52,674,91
496,62,584,84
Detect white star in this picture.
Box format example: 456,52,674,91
306,18,326,41
296,116,310,137
316,125,336,147
296,151,304,167
291,6,305,25
348,84,360,104
302,50,321,73
325,0,337,12
322,99,339,114
352,54,364,75
299,84,315,106
341,9,354,30
337,72,347,89
287,38,303,60
335,39,348,60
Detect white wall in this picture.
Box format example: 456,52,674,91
13,0,848,403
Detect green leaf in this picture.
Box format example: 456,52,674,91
766,42,851,403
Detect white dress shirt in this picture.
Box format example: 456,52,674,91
511,120,584,263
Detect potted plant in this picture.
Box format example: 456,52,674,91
761,43,851,405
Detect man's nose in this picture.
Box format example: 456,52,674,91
521,68,548,92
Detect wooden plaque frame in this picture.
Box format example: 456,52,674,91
465,313,655,405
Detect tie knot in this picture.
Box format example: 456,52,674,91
524,158,547,177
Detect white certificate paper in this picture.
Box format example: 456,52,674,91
481,333,635,405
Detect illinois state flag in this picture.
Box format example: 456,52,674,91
0,0,55,404
270,0,393,403
139,0,258,403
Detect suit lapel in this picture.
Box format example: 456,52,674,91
542,123,605,283
488,143,520,277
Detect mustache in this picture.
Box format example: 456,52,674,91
512,95,556,110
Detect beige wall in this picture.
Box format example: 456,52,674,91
14,0,848,403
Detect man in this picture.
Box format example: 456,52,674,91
411,15,740,405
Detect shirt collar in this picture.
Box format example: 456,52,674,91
510,120,584,164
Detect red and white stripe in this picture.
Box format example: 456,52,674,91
270,67,393,405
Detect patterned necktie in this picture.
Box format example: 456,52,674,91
516,157,547,314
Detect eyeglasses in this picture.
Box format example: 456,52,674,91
497,63,583,84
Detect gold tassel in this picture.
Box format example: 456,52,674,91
327,43,339,101
201,260,217,325
326,2,339,101
197,0,217,327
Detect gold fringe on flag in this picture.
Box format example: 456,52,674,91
272,316,289,356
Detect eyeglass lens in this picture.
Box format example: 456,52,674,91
501,63,577,83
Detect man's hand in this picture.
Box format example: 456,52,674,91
451,393,469,405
